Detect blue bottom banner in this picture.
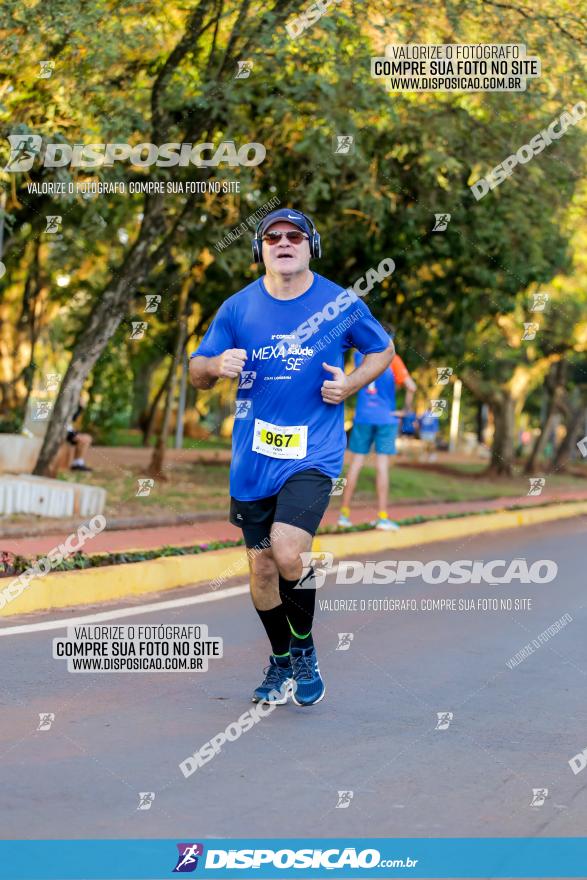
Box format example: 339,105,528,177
2,838,587,879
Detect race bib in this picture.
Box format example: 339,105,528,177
252,418,308,460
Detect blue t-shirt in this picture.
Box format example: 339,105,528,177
353,352,397,426
401,412,417,435
419,411,439,434
191,273,389,500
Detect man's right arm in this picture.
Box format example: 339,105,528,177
189,349,248,389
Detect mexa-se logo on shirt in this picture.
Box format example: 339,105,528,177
251,343,314,372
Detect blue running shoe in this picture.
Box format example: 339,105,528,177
290,645,325,706
252,655,293,704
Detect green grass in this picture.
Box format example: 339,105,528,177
352,464,582,503
53,460,586,524
101,428,232,450
442,462,487,475
62,462,232,518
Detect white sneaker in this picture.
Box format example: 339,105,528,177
337,513,353,527
373,516,400,531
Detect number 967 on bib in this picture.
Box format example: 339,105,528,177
252,418,308,460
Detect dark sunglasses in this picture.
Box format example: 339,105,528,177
262,230,308,245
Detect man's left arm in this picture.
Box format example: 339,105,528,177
321,341,395,405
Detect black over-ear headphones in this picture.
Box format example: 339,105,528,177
251,211,322,263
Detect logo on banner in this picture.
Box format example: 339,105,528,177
330,476,347,496
522,322,539,341
45,372,62,392
136,478,155,497
527,477,545,496
238,371,256,389
336,790,354,808
37,712,55,731
435,711,453,730
235,60,254,79
336,633,354,651
530,292,550,312
299,551,334,587
234,399,253,419
130,321,148,339
38,60,55,79
173,843,204,872
430,399,447,416
137,792,155,810
45,215,62,233
333,135,354,154
530,788,548,807
144,294,161,313
432,213,451,232
33,400,53,421
4,135,43,171
436,366,453,385
4,137,266,171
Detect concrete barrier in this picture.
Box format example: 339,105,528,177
0,435,42,473
0,474,106,518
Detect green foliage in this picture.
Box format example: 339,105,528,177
1,0,586,463
85,327,134,441
0,413,23,433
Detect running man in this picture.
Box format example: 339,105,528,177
338,325,416,530
189,208,394,706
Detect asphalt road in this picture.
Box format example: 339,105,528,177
1,517,587,841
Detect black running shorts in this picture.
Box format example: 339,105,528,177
230,468,333,549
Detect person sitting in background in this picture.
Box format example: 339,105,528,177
66,405,93,472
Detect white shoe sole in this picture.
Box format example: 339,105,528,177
292,683,326,707
251,679,294,705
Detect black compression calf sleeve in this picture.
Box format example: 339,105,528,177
279,569,316,647
254,603,291,657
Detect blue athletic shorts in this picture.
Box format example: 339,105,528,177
348,422,398,455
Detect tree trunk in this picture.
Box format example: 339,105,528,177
487,395,516,476
524,361,566,475
476,402,489,444
148,283,189,478
551,402,586,472
33,198,167,475
16,239,42,423
525,409,557,475
140,356,176,446
132,358,159,432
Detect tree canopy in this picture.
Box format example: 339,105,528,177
1,0,586,474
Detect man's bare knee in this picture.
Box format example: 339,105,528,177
248,547,281,610
273,547,302,580
271,523,312,581
249,547,278,585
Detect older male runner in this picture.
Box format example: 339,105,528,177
189,208,394,706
